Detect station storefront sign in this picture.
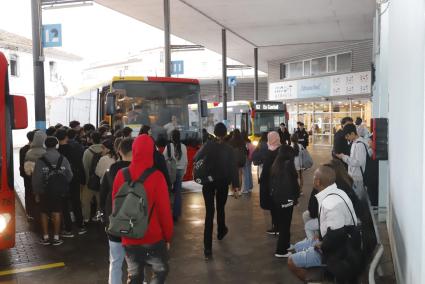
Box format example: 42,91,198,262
269,71,371,100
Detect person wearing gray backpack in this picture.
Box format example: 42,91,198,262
110,134,173,284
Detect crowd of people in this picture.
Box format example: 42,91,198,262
18,115,372,283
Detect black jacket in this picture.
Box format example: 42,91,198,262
194,140,239,188
295,129,309,148
19,144,31,178
270,160,300,205
278,129,291,146
252,142,268,166
333,129,351,156
100,160,131,242
154,149,172,189
62,140,86,185
259,148,279,210
308,188,319,219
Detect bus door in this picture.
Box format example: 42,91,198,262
235,112,249,133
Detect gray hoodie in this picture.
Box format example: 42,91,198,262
82,144,104,186
24,131,47,176
32,148,73,195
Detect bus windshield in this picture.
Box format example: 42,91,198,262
112,80,200,140
254,112,285,135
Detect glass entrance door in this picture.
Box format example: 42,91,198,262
313,102,332,145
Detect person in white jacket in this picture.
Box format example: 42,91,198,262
163,129,188,221
336,123,370,199
288,166,357,281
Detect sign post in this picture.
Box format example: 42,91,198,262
42,24,62,48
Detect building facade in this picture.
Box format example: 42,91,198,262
267,40,373,146
0,29,82,145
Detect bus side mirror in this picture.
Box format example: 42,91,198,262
200,100,208,117
106,94,116,115
11,95,28,129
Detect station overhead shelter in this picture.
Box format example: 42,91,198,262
94,0,375,72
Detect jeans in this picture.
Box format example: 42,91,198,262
290,238,322,268
109,240,125,284
242,160,253,192
173,169,184,219
125,241,169,284
202,180,229,250
274,203,294,254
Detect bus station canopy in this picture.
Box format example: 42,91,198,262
95,0,375,72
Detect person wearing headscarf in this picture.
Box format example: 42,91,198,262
258,131,282,235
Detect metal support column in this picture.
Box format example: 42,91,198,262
31,0,46,129
164,0,171,77
254,48,259,102
222,29,227,120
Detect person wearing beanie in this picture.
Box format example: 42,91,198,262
32,136,73,246
259,131,282,235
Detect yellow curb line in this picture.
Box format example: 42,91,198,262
0,262,65,276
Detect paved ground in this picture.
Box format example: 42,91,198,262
0,147,395,284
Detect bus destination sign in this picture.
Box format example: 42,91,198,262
255,102,284,111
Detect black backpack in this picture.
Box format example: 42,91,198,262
356,142,376,189
87,149,102,191
41,155,69,197
193,142,215,185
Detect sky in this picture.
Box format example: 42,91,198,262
0,0,189,63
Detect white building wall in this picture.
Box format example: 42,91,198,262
0,47,82,146
378,0,425,283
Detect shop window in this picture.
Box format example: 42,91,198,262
159,51,164,63
311,57,327,76
289,61,303,78
10,54,18,77
337,52,352,72
327,55,336,73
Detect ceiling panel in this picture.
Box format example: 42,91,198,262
95,0,375,72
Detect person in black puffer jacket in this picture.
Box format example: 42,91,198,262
270,145,300,257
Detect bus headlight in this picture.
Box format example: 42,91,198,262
252,140,259,147
0,213,11,233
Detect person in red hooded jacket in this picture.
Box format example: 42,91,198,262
112,134,173,284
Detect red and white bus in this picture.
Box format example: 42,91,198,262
0,52,28,250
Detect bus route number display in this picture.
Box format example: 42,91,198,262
255,102,283,111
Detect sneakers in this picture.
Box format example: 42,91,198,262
61,231,75,238
266,229,279,235
204,249,212,260
288,244,295,252
77,226,87,235
217,227,229,240
275,252,292,258
39,238,50,246
51,239,64,246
